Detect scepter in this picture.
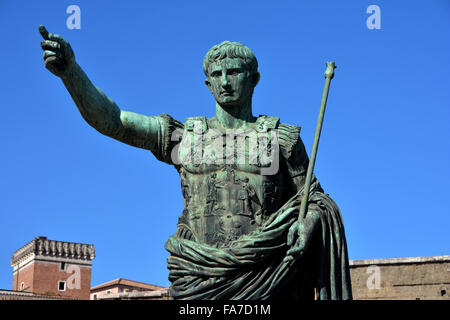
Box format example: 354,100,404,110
298,62,336,219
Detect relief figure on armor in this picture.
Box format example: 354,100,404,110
236,177,259,218
38,24,352,300
205,173,225,217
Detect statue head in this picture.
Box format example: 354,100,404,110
203,41,260,107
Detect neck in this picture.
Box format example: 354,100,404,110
214,99,256,129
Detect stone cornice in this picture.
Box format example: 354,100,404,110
349,255,450,267
11,236,95,266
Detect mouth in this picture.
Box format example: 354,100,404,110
220,91,234,96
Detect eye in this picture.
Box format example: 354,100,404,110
228,69,242,75
211,71,221,78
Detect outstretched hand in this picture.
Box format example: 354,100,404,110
39,25,76,78
285,208,321,262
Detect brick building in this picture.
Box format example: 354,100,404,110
10,236,95,300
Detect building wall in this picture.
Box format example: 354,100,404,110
91,286,121,299
350,256,450,300
12,262,34,292
31,261,92,299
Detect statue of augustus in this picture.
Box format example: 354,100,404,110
39,25,352,300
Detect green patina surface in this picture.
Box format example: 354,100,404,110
38,25,352,300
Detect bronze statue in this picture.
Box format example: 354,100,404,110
39,24,352,300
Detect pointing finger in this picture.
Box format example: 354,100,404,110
38,25,49,40
39,25,66,44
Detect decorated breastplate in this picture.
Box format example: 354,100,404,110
173,116,288,247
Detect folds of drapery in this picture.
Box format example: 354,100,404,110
165,182,352,300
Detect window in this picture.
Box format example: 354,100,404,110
106,290,111,294
20,282,24,291
60,262,66,271
93,294,98,300
58,281,66,291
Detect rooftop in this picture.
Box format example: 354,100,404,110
91,278,166,292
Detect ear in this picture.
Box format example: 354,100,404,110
205,78,213,93
252,72,260,87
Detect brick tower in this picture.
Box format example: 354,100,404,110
11,236,95,300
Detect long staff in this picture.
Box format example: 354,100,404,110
299,62,336,219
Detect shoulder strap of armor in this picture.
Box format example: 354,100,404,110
185,116,208,134
256,115,280,132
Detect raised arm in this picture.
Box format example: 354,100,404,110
38,25,171,152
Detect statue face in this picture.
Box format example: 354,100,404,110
206,57,259,107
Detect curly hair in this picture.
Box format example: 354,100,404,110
203,41,258,77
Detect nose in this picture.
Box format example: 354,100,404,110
221,73,229,87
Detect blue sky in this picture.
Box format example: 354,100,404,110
0,0,449,289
